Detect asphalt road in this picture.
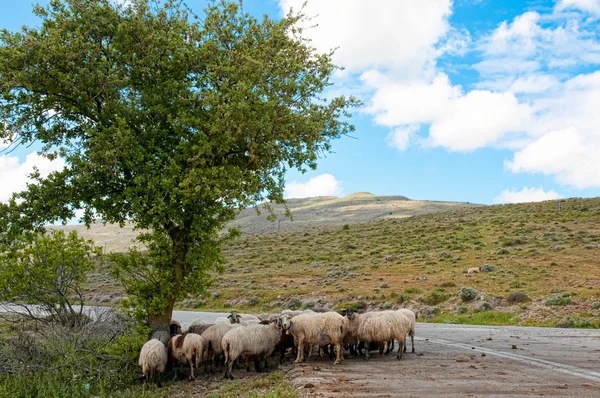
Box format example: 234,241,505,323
4,306,599,396
169,311,600,396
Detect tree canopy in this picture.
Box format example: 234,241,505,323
0,0,358,330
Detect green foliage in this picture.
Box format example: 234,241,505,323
0,230,100,324
545,294,571,306
592,301,600,310
379,301,393,310
207,371,298,398
456,305,468,314
422,289,450,305
507,291,530,304
432,311,515,326
404,287,423,294
440,281,457,287
459,287,479,302
480,264,496,272
0,0,358,329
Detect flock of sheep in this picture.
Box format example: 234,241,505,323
138,307,417,386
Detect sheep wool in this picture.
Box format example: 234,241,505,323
168,333,204,380
397,308,417,353
346,309,408,360
281,312,348,365
139,338,168,387
221,321,282,379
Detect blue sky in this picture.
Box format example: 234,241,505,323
2,0,600,205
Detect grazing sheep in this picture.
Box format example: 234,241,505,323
215,312,260,326
467,266,481,274
151,329,170,346
280,309,315,318
345,308,408,360
139,339,168,387
168,333,204,380
185,323,214,335
221,320,283,379
397,308,417,353
200,323,242,373
280,312,347,365
169,320,182,336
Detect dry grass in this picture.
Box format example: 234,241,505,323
61,195,600,326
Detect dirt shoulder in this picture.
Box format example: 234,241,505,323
286,324,600,398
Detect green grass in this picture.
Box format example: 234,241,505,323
431,311,516,326
206,371,298,398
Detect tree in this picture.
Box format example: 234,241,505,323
0,230,101,327
0,0,358,332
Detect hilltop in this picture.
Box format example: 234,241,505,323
54,193,478,252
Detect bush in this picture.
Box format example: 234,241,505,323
459,287,479,302
396,293,410,304
456,305,468,314
440,281,456,288
592,302,600,310
379,302,393,310
476,302,494,312
507,292,530,303
422,289,450,305
285,297,302,310
404,288,423,294
480,264,496,273
545,295,571,306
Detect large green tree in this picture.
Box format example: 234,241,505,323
0,0,358,331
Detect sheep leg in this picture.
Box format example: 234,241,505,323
280,345,286,364
363,340,370,360
396,336,405,361
295,340,304,363
334,343,343,365
410,332,415,353
187,356,195,381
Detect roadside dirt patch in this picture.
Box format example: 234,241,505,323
286,339,600,397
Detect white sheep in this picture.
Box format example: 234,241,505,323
221,320,283,379
200,323,242,373
397,308,417,353
280,312,348,365
139,338,168,387
467,266,481,273
214,311,260,326
168,333,204,380
344,308,408,360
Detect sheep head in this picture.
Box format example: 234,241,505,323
228,311,241,324
280,314,292,331
345,308,356,320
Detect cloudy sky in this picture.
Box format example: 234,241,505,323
2,0,600,205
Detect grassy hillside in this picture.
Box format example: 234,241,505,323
54,192,478,252
201,197,600,327
73,195,600,327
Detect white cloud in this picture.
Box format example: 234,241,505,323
0,152,66,202
478,9,600,79
285,174,343,199
555,0,600,16
506,128,600,188
278,0,454,79
494,187,563,204
386,125,420,151
428,90,532,151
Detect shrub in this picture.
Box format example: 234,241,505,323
459,287,479,302
507,292,530,303
545,295,571,306
378,282,389,288
379,302,393,310
404,287,423,294
422,289,450,305
592,302,600,310
480,264,496,273
396,293,410,304
456,305,468,314
285,297,302,310
476,302,494,312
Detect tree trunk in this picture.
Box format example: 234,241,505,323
148,225,187,334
